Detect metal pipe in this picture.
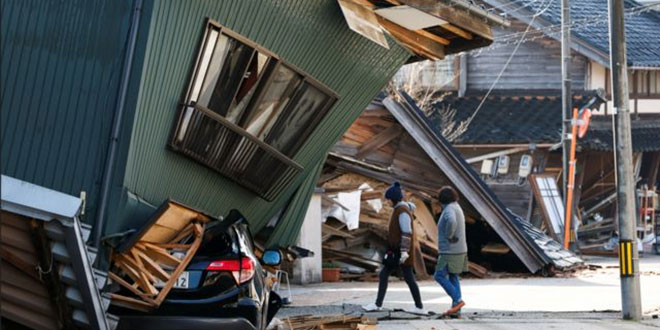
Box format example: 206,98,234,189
93,0,143,247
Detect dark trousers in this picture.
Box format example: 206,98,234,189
375,264,423,309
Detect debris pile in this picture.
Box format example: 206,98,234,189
108,201,211,311
317,93,583,277
278,314,377,330
320,173,489,280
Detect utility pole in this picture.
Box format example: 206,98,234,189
560,0,572,246
608,0,642,320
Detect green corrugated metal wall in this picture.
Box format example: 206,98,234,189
266,156,326,248
119,0,409,234
1,0,134,222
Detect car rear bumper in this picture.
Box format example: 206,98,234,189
117,316,257,330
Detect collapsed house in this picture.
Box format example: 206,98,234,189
427,92,660,253
1,1,506,327
312,91,582,280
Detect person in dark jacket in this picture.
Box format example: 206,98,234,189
434,186,467,316
362,182,427,315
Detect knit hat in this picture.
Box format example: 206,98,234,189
385,181,403,202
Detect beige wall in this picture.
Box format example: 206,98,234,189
588,61,660,114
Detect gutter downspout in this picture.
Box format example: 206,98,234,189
93,0,143,247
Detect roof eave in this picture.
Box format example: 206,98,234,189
483,0,611,67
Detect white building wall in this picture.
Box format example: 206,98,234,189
291,193,323,284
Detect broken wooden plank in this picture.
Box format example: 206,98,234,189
138,242,181,267
468,261,488,278
153,224,204,305
322,223,355,239
356,124,403,159
134,249,171,282
108,271,153,299
109,293,155,313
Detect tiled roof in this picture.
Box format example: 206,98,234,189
428,91,660,151
428,90,604,145
511,0,660,67
581,114,660,151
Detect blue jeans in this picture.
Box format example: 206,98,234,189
434,265,462,306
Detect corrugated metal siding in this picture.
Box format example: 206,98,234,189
266,157,325,248
0,0,134,221
120,0,409,234
0,211,59,330
467,23,587,90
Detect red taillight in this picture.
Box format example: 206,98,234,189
206,257,255,284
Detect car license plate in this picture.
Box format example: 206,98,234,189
173,272,189,289
156,271,189,289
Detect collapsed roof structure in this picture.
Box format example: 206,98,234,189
323,91,582,274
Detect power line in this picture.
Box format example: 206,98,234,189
470,3,658,57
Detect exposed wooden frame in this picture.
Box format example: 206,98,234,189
384,93,547,273
109,201,211,311
377,16,445,60
355,125,403,159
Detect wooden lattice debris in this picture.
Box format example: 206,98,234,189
280,314,377,330
108,201,211,311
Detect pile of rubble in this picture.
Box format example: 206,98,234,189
320,173,488,281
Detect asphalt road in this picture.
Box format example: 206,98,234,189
276,255,660,329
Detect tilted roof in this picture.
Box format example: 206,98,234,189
428,90,607,145
390,91,582,273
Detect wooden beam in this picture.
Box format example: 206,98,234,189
322,223,355,239
399,0,493,40
377,16,445,59
110,293,155,312
356,125,403,159
108,271,154,300
437,23,472,40
136,242,181,267
412,28,450,46
648,152,660,188
134,249,171,282
154,225,204,305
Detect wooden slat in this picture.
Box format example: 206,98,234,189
154,224,205,305
108,271,155,300
356,125,403,159
109,293,155,312
127,250,159,286
436,23,473,40
167,223,195,244
113,255,151,296
138,242,181,267
415,28,450,45
152,243,191,250
377,16,445,60
134,249,171,282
